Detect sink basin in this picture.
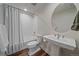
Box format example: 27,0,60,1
43,35,76,50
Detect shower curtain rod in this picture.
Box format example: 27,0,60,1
3,3,35,16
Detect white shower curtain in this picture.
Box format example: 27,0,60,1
3,4,24,55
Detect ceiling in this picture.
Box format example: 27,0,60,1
7,3,49,14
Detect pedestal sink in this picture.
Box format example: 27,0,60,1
43,35,76,50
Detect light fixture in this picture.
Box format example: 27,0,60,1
24,8,28,11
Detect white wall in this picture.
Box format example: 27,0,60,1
37,3,59,35
20,13,35,42
37,16,50,35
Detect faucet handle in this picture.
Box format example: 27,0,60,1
54,34,56,37
59,34,64,39
54,33,59,39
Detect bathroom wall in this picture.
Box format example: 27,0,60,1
20,13,35,42
37,3,59,35
37,16,50,35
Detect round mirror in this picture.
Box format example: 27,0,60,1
51,3,77,33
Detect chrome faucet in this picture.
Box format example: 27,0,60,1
56,34,60,39
54,33,64,39
54,33,60,39
54,27,64,39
